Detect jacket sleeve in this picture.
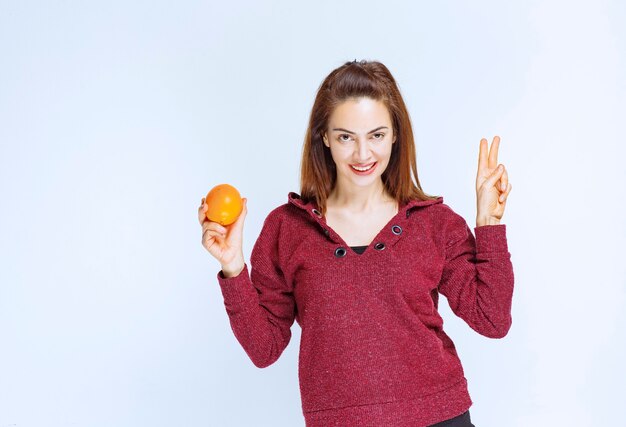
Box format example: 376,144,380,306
216,210,296,368
437,212,514,339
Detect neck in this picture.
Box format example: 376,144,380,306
328,179,394,213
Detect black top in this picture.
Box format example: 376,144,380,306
350,245,368,255
428,410,473,426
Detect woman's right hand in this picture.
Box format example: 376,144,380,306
198,196,247,277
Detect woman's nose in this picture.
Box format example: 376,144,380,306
356,140,370,160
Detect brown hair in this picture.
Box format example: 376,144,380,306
299,59,440,216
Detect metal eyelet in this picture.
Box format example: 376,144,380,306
334,247,347,257
374,242,386,251
312,208,322,217
323,228,330,237
391,225,403,235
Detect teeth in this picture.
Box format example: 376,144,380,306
351,163,374,171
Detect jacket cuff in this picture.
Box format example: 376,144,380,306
216,263,257,308
474,224,508,253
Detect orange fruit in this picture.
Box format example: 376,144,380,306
205,184,243,226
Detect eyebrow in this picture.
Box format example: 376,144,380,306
332,126,389,134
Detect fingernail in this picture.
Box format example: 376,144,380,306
502,183,506,191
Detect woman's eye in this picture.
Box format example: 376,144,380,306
337,133,384,142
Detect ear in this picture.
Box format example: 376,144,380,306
323,133,329,147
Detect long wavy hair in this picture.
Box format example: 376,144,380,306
299,59,440,216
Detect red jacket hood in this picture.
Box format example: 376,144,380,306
286,191,444,246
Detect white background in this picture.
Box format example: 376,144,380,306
1,1,625,426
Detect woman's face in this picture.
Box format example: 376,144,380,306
323,97,396,191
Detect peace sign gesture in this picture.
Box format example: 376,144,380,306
475,136,512,226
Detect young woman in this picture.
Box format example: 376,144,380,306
199,60,514,427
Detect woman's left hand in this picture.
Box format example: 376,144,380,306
475,136,512,226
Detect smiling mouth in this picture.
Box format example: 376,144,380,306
350,162,376,171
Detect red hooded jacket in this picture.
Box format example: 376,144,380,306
217,192,514,426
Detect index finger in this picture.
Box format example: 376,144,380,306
478,138,488,170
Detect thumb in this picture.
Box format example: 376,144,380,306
486,165,505,188
227,197,247,235
240,197,248,219
241,197,248,219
